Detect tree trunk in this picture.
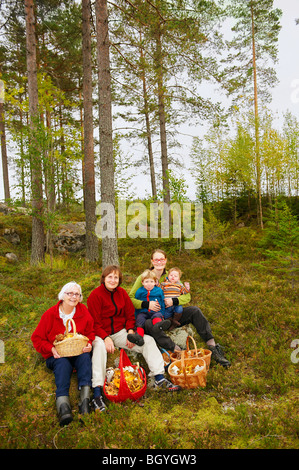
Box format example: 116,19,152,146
95,0,119,267
250,3,263,229
140,34,157,200
0,100,10,201
25,0,45,264
156,27,170,205
82,0,99,262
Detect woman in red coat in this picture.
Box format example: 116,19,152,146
87,265,180,413
31,282,95,426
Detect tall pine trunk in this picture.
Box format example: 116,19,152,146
25,0,45,264
0,100,10,201
140,35,157,200
155,26,170,205
95,0,119,267
82,0,99,262
250,2,263,229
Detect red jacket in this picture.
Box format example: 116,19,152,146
31,301,95,359
87,284,135,339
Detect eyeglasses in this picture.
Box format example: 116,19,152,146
152,258,166,264
65,292,81,298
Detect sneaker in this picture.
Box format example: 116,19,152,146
127,333,144,346
152,319,171,334
154,377,181,392
208,343,231,368
92,396,107,412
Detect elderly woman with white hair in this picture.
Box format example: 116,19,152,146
31,281,95,426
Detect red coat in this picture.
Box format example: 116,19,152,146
87,284,135,339
31,301,95,359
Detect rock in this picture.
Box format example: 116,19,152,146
5,252,19,263
52,222,86,253
3,228,20,245
168,325,195,349
0,203,11,214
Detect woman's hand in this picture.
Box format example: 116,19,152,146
83,343,92,353
104,336,115,354
52,346,61,359
149,300,160,312
164,298,173,307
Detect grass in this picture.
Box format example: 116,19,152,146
0,210,298,449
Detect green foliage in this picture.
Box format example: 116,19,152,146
254,201,299,285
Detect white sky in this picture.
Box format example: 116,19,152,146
1,0,299,202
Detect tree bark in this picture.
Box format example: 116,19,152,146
0,100,10,201
250,3,263,229
155,26,170,204
95,0,119,267
25,0,45,264
139,33,157,200
82,0,99,262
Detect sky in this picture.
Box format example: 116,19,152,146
1,0,299,202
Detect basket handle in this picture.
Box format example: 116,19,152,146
186,335,198,356
119,349,135,395
65,318,76,335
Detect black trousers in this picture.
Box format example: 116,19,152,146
144,306,214,352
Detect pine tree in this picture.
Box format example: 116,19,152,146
95,0,119,267
25,0,45,265
224,0,282,228
82,0,99,262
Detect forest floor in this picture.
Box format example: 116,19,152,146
0,207,298,451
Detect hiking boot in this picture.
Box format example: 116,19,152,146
208,343,231,368
127,333,144,346
152,319,171,334
92,396,107,412
78,385,91,415
154,377,181,392
56,396,73,426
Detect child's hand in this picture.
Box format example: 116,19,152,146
164,298,173,307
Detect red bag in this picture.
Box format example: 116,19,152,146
103,349,147,403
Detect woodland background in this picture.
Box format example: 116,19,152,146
0,0,298,450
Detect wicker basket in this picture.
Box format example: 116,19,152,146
53,318,89,357
168,353,207,389
170,336,212,371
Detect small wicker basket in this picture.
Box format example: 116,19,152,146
168,353,207,389
170,336,212,371
53,318,89,357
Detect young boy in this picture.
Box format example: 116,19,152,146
127,269,171,346
159,267,190,330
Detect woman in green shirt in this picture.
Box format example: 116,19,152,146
129,249,231,368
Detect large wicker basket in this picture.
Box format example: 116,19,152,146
53,318,89,357
168,353,207,389
170,336,212,371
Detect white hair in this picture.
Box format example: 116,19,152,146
58,282,83,301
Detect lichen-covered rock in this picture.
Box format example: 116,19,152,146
52,222,86,253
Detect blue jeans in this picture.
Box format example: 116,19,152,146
164,305,183,319
136,310,164,328
46,352,92,397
